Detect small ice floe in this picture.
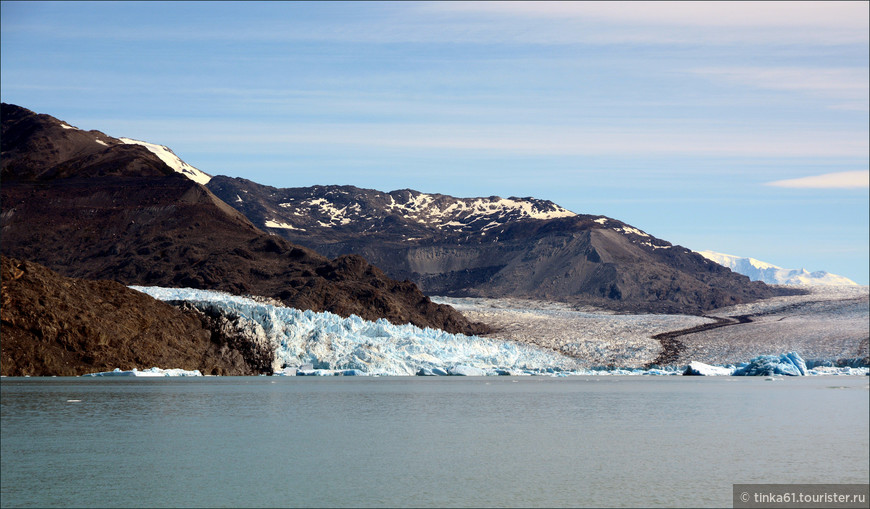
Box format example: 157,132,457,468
83,367,202,377
806,366,870,376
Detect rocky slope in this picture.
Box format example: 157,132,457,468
1,256,274,376
0,103,484,335
207,177,800,314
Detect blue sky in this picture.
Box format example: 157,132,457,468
2,1,868,284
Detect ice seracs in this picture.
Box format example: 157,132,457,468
119,137,212,185
696,250,858,286
130,286,581,376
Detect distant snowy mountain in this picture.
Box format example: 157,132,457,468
119,138,211,185
696,251,858,286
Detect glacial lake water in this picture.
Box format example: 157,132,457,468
2,376,868,508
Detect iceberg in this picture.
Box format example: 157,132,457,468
83,367,202,377
683,361,735,376
733,352,808,377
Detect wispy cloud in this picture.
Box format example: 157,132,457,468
692,66,870,111
765,171,870,189
428,1,870,45
5,1,868,46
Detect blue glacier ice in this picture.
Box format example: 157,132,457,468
130,286,582,376
733,352,808,376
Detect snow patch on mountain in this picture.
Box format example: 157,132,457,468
696,250,858,286
614,226,649,237
273,188,576,232
387,194,576,223
119,138,211,185
264,219,305,231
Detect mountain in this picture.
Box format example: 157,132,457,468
696,251,859,286
206,177,800,314
0,103,484,335
1,255,272,376
118,137,212,185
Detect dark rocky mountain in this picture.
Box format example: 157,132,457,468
207,177,801,314
0,103,485,335
1,255,273,376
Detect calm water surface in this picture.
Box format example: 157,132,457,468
2,376,868,508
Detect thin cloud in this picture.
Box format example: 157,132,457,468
765,171,870,189
441,1,867,29
429,1,870,45
692,67,870,111
6,2,868,46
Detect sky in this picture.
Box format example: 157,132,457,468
2,1,868,284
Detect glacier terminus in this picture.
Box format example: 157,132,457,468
128,286,867,377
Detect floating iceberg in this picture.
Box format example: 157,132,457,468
683,361,735,376
733,352,807,377
83,367,202,377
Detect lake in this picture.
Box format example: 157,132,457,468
2,376,868,508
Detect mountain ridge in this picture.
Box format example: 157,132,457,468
206,176,800,314
0,103,485,335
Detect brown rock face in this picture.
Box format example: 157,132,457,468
1,256,272,376
0,103,486,335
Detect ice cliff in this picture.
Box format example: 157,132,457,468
130,286,581,376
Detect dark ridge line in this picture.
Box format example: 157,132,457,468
647,293,867,367
646,314,755,367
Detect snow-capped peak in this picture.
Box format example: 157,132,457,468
384,192,577,225
696,250,858,286
119,138,211,185
269,187,576,233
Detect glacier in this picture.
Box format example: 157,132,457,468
130,286,583,376
128,287,868,377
